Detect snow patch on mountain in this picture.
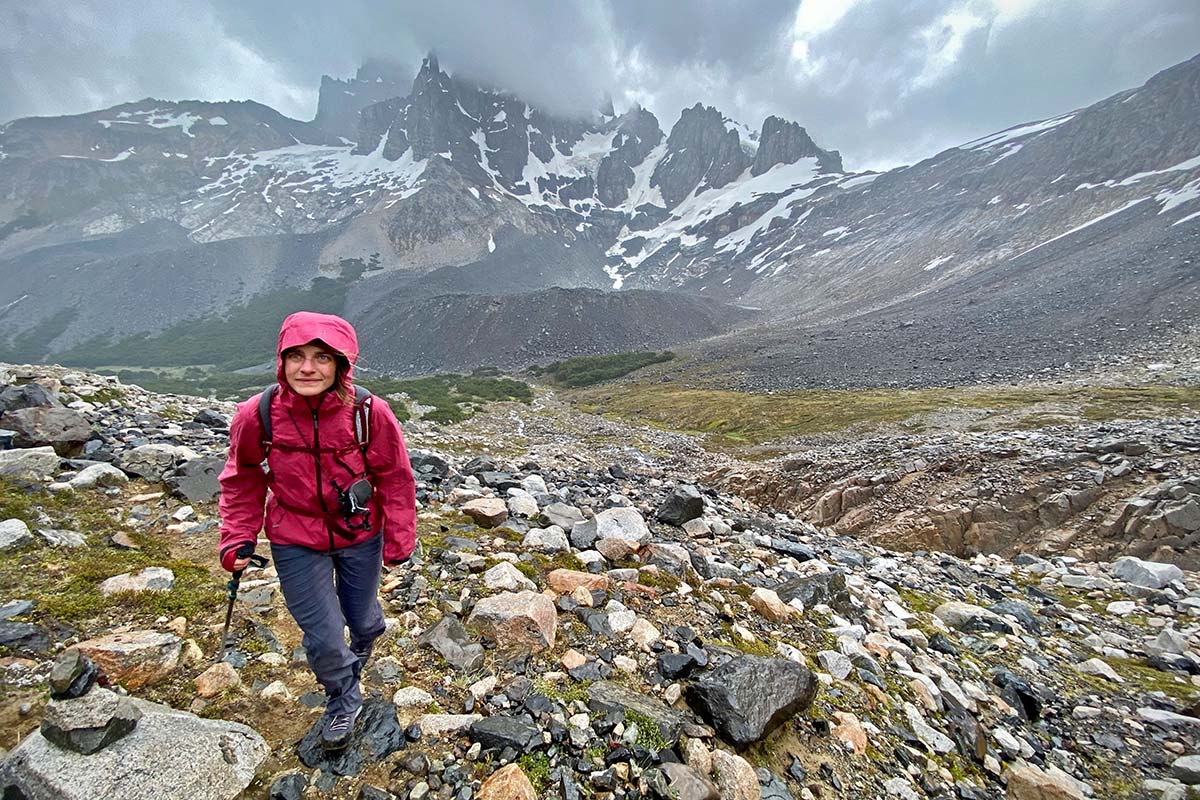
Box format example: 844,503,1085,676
97,108,205,137
962,113,1075,151
1011,196,1152,260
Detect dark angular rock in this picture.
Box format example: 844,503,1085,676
773,571,852,614
765,538,817,561
468,715,541,754
40,688,142,755
992,670,1042,722
462,455,498,475
826,547,866,568
657,652,699,680
656,484,704,526
164,456,224,504
929,633,959,656
988,600,1041,635
569,518,599,550
49,649,99,699
298,698,406,776
192,409,229,428
0,621,51,655
409,450,450,479
476,471,520,491
757,767,797,800
944,704,986,762
685,656,817,745
0,382,61,413
268,773,308,800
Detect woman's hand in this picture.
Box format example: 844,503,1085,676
230,556,252,571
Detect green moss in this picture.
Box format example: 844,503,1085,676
896,587,944,615
514,561,540,582
532,677,590,704
1108,657,1200,702
516,752,551,791
635,570,682,592
0,480,39,526
623,707,668,752
714,624,774,657
77,387,125,405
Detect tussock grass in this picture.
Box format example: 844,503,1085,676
570,383,1200,445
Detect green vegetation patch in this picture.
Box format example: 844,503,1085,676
531,351,675,388
623,707,668,752
517,752,552,791
571,383,1200,445
0,480,222,630
532,677,591,705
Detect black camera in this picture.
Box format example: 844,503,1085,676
333,479,373,527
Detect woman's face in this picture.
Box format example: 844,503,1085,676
283,343,338,397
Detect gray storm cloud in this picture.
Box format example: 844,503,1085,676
2,0,1198,170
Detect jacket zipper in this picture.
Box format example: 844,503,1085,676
311,406,334,552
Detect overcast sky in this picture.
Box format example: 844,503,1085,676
3,0,1198,171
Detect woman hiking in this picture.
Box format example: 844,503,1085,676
217,311,416,750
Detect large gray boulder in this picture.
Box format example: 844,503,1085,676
118,444,185,481
0,519,34,551
1112,556,1184,589
570,507,651,552
0,383,61,413
0,447,61,481
0,697,268,799
685,656,817,745
164,456,224,503
3,408,92,457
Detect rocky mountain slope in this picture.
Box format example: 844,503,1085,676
2,363,1200,799
2,54,1195,379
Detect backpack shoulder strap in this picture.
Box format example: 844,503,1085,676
352,385,372,454
257,385,278,451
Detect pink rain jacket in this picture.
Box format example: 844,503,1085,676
217,312,416,569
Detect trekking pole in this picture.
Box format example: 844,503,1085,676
217,550,269,661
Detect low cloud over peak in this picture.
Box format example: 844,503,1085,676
2,0,1197,170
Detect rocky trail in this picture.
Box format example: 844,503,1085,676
2,362,1200,800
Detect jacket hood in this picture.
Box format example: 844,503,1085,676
276,311,359,392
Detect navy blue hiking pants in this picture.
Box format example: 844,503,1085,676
271,532,386,715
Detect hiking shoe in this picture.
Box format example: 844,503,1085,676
320,706,361,750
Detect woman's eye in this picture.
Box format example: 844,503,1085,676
316,354,333,364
